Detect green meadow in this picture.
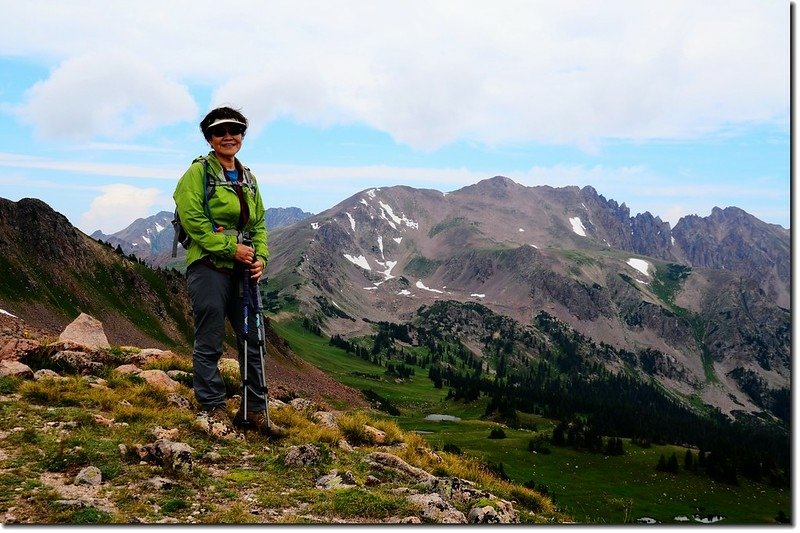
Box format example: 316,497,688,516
270,317,791,525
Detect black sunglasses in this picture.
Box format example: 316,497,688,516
209,124,246,137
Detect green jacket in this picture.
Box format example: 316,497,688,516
173,152,269,271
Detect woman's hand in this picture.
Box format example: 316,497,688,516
234,243,255,264
249,259,264,280
234,244,263,280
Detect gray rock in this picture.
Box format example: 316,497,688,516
53,350,99,373
33,368,63,381
284,444,321,467
315,470,358,490
289,398,315,412
366,452,436,485
468,506,501,524
137,439,194,473
407,493,466,524
75,466,102,486
312,411,338,429
167,393,192,410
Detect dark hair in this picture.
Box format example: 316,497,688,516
200,106,248,140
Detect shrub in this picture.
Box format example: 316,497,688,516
488,427,507,439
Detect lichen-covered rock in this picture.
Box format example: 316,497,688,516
33,368,63,381
167,393,192,410
195,411,240,441
407,493,466,524
75,466,102,486
289,398,315,412
284,444,321,467
137,439,195,473
315,469,358,490
53,350,100,374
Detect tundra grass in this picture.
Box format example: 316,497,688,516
270,318,448,410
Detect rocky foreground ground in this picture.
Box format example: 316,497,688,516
0,312,558,524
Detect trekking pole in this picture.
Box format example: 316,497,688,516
241,253,251,425
250,269,271,429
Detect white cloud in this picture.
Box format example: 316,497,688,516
80,184,171,234
18,50,197,140
2,0,787,150
0,152,181,180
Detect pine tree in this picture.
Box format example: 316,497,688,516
656,454,667,472
684,449,694,471
667,452,679,474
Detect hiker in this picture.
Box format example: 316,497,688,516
173,106,285,438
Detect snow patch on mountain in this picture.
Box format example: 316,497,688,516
416,280,444,294
393,237,402,244
375,259,397,281
346,213,356,232
0,308,18,318
378,201,419,230
569,217,587,237
627,258,650,277
377,236,384,259
344,254,371,270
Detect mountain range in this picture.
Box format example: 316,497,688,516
0,177,790,423
91,206,313,269
262,176,790,420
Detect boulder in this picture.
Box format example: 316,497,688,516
0,360,33,379
0,338,40,361
52,350,102,374
407,493,466,524
137,370,179,392
58,313,110,349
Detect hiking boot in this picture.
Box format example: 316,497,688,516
197,405,239,440
234,408,287,439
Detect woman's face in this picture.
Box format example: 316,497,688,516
208,124,244,161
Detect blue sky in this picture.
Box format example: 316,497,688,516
0,1,789,234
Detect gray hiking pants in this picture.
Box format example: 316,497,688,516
186,262,267,412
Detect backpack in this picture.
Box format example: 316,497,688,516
171,156,255,257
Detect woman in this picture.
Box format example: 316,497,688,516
173,106,284,439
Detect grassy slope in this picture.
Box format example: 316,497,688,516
271,316,791,525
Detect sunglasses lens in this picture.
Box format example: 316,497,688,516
210,124,245,137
